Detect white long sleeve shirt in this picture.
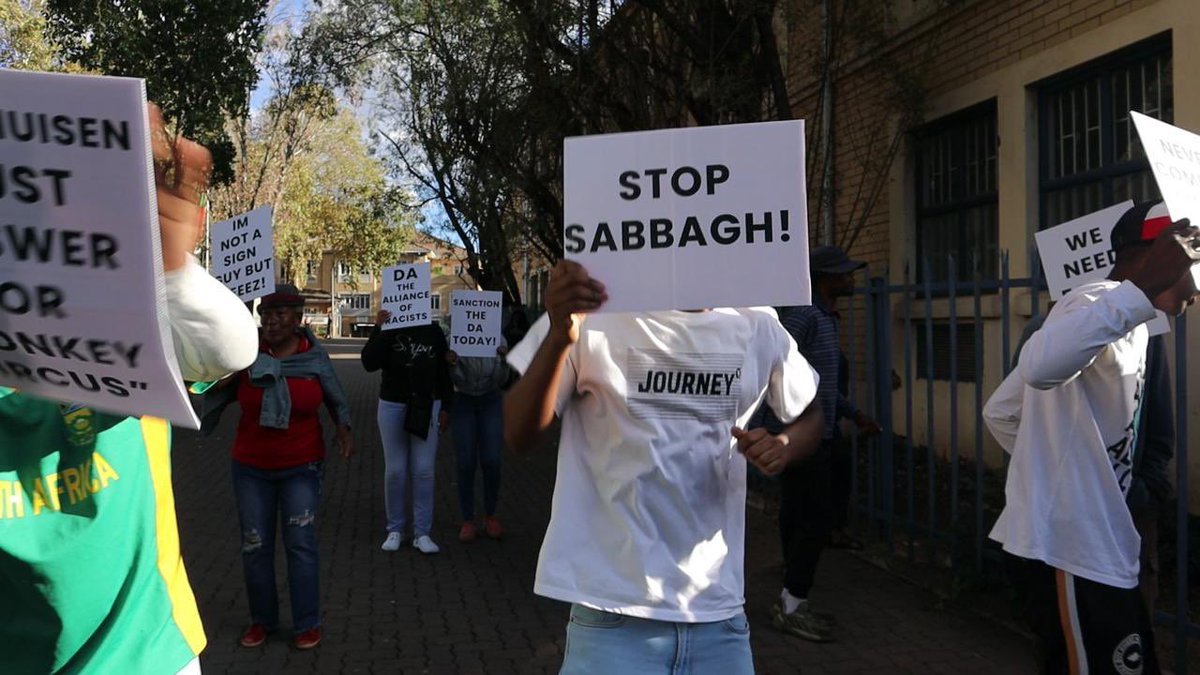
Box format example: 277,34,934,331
984,280,1156,588
164,257,258,381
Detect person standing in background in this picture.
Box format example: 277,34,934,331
447,341,509,542
205,285,354,651
362,311,453,555
768,245,880,643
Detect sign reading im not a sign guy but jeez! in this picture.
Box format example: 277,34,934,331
1034,202,1171,335
564,120,811,313
0,69,199,427
381,262,432,330
450,290,502,358
211,206,275,302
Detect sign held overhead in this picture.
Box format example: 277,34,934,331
381,263,432,330
450,290,502,357
0,69,200,427
564,120,810,312
210,206,275,301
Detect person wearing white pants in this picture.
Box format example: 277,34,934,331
361,310,452,554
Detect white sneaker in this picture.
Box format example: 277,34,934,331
381,532,403,551
412,535,440,554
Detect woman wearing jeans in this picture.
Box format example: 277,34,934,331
447,341,509,542
361,310,452,554
222,286,353,651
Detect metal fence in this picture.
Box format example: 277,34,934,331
842,252,1195,673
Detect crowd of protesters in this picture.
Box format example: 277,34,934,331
2,104,1196,675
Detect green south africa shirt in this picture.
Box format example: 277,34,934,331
0,387,206,674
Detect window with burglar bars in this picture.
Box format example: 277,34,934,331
914,322,978,382
1039,35,1172,229
914,101,999,285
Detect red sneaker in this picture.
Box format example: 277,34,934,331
484,516,503,540
293,627,321,650
458,521,478,542
239,624,267,648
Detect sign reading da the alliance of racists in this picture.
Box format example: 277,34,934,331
0,69,199,427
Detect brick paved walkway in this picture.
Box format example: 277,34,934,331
173,340,1033,674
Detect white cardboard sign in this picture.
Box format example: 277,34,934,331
381,263,431,330
0,70,199,427
211,205,275,301
1035,202,1170,335
563,120,810,312
1132,111,1200,292
450,290,502,357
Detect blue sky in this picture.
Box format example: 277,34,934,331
249,0,310,111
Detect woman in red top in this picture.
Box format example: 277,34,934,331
229,286,353,651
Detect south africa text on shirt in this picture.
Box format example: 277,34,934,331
0,451,120,519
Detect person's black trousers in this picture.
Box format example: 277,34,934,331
779,442,834,598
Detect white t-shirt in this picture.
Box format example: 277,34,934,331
984,280,1156,588
507,308,818,622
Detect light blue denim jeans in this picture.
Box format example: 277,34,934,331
560,604,755,675
377,399,441,537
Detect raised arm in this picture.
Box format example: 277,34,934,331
502,261,606,453
150,107,256,381
983,369,1024,453
1017,282,1155,389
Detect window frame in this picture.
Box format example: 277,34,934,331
912,99,1000,285
1036,33,1173,230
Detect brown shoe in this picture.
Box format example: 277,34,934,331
239,624,267,648
459,521,478,543
293,627,321,650
484,516,503,539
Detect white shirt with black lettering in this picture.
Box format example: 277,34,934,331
984,280,1155,589
507,308,818,622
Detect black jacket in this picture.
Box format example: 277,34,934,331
361,323,454,405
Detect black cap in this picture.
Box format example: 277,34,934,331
260,283,305,308
1110,201,1172,253
810,245,867,275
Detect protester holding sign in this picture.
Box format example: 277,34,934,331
197,284,353,651
1015,202,1178,640
0,106,258,675
504,260,823,674
447,340,509,542
361,311,453,554
984,211,1200,675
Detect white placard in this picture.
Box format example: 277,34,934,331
564,120,810,312
1132,111,1200,291
381,263,431,329
1035,202,1170,335
211,206,275,301
450,290,503,357
0,70,199,427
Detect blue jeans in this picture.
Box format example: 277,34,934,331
451,391,503,521
231,460,323,634
561,605,754,675
377,399,441,536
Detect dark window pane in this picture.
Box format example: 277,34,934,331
1040,38,1172,229
915,102,999,284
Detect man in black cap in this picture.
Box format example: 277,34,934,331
985,203,1199,674
768,245,880,642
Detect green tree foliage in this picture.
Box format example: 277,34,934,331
303,0,945,303
41,0,268,182
208,80,412,288
0,0,62,71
